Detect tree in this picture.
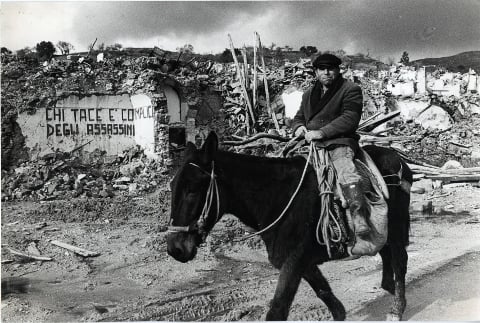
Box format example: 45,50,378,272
35,41,56,61
333,49,346,58
176,44,194,54
1,47,12,55
300,45,318,57
399,51,410,65
284,45,293,52
97,42,105,51
56,41,74,55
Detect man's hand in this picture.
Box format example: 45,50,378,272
294,126,307,137
304,130,325,143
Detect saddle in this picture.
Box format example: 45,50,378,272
283,139,389,259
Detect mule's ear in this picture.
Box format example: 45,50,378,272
201,131,218,162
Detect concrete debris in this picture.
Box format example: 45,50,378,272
1,144,168,202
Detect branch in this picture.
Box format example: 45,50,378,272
222,133,290,146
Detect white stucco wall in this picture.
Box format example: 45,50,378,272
131,94,156,158
416,67,426,94
282,89,304,119
164,85,182,123
387,81,415,97
17,94,138,159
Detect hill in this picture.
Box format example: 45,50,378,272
411,51,480,73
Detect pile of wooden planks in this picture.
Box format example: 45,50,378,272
407,164,480,183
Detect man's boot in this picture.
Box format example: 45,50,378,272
341,182,371,237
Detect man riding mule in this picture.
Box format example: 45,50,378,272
167,131,412,320
291,53,379,256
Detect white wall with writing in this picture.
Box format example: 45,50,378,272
17,94,139,159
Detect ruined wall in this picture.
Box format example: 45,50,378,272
17,94,137,159
10,77,192,165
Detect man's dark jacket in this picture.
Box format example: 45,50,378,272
291,76,363,150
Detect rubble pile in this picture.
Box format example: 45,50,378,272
2,49,480,201
1,145,169,202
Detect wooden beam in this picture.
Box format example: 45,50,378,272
51,240,99,257
228,34,255,129
256,32,280,132
253,32,258,120
424,174,480,183
358,110,401,132
6,247,52,261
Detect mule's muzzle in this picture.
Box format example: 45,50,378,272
166,232,199,263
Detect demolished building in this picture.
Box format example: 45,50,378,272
2,49,480,201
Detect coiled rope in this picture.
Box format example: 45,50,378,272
311,146,345,258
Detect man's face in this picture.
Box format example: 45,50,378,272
315,66,340,87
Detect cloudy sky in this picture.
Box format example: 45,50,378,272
2,0,479,61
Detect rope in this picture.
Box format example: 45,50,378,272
191,162,220,226
311,145,344,258
237,143,314,241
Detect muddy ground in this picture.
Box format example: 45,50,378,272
1,181,480,321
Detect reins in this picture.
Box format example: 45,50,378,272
236,143,314,241
167,162,220,236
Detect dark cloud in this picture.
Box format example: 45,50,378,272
3,1,479,60
72,2,272,45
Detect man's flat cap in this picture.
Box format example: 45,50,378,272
312,53,342,69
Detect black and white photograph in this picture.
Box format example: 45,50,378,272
1,0,480,321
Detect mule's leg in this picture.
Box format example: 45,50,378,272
379,246,395,294
387,244,408,321
266,256,303,321
303,265,346,321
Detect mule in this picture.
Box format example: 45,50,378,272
167,132,412,321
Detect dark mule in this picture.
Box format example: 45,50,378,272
167,132,412,321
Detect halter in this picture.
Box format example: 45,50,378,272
167,161,220,239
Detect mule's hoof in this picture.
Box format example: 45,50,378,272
381,280,395,295
386,313,401,321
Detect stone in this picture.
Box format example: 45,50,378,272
24,179,44,190
397,99,430,121
114,176,131,183
14,166,32,175
119,161,144,177
411,179,433,193
470,148,480,163
128,183,138,193
416,105,452,131
471,104,480,115
47,182,58,194
441,160,463,170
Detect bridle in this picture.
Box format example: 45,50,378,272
167,161,220,240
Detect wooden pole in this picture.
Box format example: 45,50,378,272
253,33,258,119
242,46,249,89
256,32,280,132
228,34,256,132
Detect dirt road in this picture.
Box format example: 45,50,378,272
2,184,480,321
